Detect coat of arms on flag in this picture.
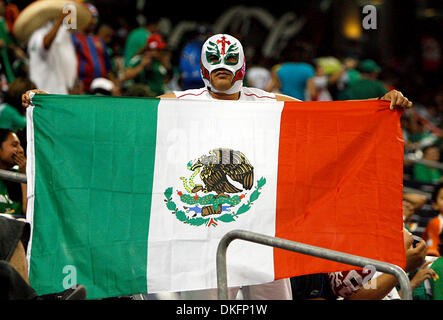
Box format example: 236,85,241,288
164,148,266,228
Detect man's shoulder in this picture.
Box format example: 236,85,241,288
157,88,208,99
173,87,208,99
242,87,275,97
241,87,285,101
157,92,177,99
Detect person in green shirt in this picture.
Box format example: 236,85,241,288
0,1,27,84
412,185,443,300
0,103,25,132
337,59,388,100
123,16,161,67
123,33,172,97
0,128,27,217
413,145,443,184
430,232,443,300
0,77,36,131
0,7,14,84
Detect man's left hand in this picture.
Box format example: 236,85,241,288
380,90,413,110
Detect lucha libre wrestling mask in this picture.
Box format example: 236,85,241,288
200,34,246,94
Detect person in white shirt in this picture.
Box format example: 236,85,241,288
27,11,77,94
246,65,271,91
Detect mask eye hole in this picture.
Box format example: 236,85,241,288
224,53,239,65
207,54,221,64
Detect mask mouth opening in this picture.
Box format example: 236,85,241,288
212,68,233,76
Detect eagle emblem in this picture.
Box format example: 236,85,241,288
164,148,266,227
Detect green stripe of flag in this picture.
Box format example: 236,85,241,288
29,94,159,299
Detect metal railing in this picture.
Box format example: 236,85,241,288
404,154,443,170
216,229,412,300
0,169,27,184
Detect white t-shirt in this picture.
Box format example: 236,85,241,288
27,22,77,94
173,87,277,101
245,67,271,91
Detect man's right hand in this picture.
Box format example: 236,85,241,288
22,89,49,108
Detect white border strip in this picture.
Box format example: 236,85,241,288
25,94,36,273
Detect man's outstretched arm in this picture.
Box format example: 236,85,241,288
275,89,412,109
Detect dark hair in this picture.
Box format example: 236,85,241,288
423,144,439,153
431,183,443,204
0,128,22,204
0,128,13,146
3,78,36,115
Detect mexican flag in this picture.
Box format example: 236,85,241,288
26,94,405,299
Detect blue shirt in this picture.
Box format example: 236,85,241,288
179,39,205,90
71,33,112,92
276,63,315,100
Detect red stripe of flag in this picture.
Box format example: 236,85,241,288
274,100,405,279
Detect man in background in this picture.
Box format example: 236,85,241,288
338,59,388,100
71,3,114,93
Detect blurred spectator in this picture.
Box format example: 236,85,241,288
306,61,333,101
0,0,26,85
0,77,36,131
336,58,361,91
399,227,438,300
413,145,443,184
290,273,336,300
0,215,31,288
245,54,271,91
328,269,399,300
124,33,172,97
429,233,443,299
0,215,87,300
123,16,160,67
266,61,315,101
27,10,77,94
97,23,117,72
90,77,120,96
306,57,357,101
423,183,443,257
178,25,212,90
71,4,114,93
434,90,443,127
403,112,439,152
407,253,438,300
125,83,151,97
403,193,427,234
338,229,427,300
326,228,428,300
97,23,115,46
0,129,26,217
337,59,388,100
0,0,13,84
4,1,18,34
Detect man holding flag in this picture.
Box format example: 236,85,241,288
21,34,412,300
158,34,412,299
